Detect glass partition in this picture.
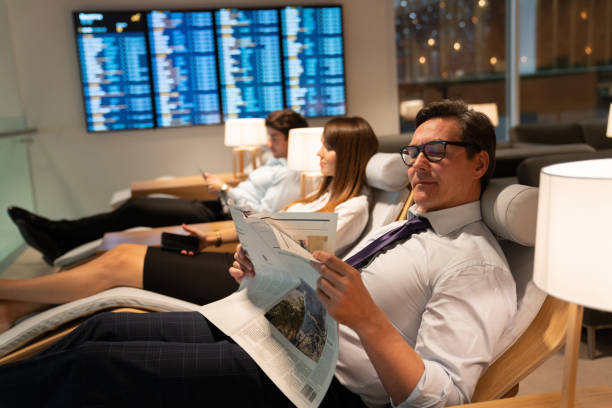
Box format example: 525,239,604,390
519,0,612,124
395,0,507,141
0,1,34,272
395,0,612,140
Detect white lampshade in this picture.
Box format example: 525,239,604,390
533,158,612,313
287,127,324,172
469,103,499,127
606,103,612,138
224,118,267,147
399,99,424,121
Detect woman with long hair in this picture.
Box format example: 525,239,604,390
0,117,379,332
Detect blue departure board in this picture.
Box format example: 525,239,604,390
74,12,155,132
147,10,221,127
216,8,284,120
74,6,346,132
281,6,346,117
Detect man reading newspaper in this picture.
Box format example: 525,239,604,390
0,101,516,408
199,205,341,408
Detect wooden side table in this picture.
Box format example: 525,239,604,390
99,221,238,253
459,385,612,408
130,173,243,202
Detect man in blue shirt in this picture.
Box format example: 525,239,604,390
7,109,306,264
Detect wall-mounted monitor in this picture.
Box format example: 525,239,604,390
73,6,346,132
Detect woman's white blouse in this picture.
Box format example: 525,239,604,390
286,189,370,256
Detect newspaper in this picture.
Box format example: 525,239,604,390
198,205,339,408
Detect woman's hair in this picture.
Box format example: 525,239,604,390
265,109,308,139
288,116,379,212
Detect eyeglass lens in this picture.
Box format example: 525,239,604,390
403,141,446,165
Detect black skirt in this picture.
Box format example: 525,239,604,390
142,247,239,305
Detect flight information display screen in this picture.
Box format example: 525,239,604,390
216,8,284,120
281,6,346,117
73,6,346,132
147,10,221,126
74,12,155,132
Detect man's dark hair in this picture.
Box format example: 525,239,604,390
265,109,308,139
415,99,496,191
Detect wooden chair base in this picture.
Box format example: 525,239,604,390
0,308,151,366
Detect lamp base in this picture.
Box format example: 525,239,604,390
561,303,584,408
232,146,262,179
300,172,322,199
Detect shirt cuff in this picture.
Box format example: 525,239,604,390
392,360,455,408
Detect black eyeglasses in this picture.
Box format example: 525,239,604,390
400,140,480,167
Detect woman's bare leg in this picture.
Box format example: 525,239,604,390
0,243,147,305
0,300,48,333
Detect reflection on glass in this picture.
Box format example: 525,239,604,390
395,0,612,138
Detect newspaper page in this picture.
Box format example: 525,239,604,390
198,206,339,408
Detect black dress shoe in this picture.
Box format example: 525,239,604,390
12,219,63,265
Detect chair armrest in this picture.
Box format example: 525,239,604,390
99,221,238,253
130,173,244,201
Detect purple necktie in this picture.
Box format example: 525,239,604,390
345,216,431,270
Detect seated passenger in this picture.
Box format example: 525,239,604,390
0,117,379,333
7,109,307,265
0,100,516,408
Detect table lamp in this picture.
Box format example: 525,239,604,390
287,127,324,198
468,103,499,126
533,158,612,408
224,118,267,179
399,99,424,121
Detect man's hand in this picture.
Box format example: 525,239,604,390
312,251,381,333
203,172,225,194
313,250,425,404
229,244,255,283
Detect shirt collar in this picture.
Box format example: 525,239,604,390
268,157,287,166
408,201,481,236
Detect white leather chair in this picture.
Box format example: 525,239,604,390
1,178,548,383
472,180,569,402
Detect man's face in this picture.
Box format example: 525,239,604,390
408,117,488,213
266,127,289,158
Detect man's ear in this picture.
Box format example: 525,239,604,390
473,150,489,180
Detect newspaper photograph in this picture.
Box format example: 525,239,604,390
199,206,339,408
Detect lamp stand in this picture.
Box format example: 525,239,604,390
300,171,322,199
232,146,262,179
561,303,584,408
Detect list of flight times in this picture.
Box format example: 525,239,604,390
74,7,347,132
75,12,155,132
216,8,284,120
281,6,346,117
147,10,221,127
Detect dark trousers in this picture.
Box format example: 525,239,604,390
58,197,228,251
0,312,366,408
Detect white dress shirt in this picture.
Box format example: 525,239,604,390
287,189,370,256
335,201,517,408
227,158,301,213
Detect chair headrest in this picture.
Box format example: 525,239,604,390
481,179,538,246
366,153,410,192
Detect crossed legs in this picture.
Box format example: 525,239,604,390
0,311,288,407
